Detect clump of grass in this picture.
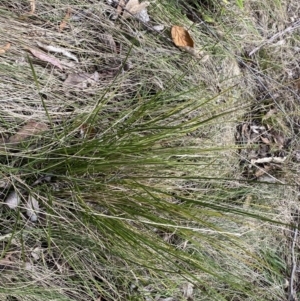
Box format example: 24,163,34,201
0,0,299,301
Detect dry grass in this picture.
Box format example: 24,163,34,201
0,0,299,301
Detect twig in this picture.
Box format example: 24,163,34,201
249,20,300,56
288,226,298,301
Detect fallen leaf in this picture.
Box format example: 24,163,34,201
36,41,78,62
27,48,64,70
122,0,150,19
59,7,72,32
64,72,99,89
5,191,21,209
0,43,11,55
29,0,35,14
26,195,39,222
9,121,48,144
171,26,194,48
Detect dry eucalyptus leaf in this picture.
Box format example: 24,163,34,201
36,41,78,62
171,26,194,48
0,43,11,55
9,121,48,144
122,0,150,19
5,191,21,209
27,48,64,70
64,72,99,89
26,195,39,222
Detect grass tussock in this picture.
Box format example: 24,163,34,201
0,0,300,300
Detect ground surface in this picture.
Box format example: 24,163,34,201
0,1,300,301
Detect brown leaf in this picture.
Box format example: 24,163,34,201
27,48,64,70
0,42,11,54
171,26,194,48
59,7,72,32
9,121,48,144
64,72,99,89
122,0,149,19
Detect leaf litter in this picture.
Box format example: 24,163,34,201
171,25,203,58
122,0,150,21
64,72,100,89
9,121,48,144
26,47,64,70
36,41,79,62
